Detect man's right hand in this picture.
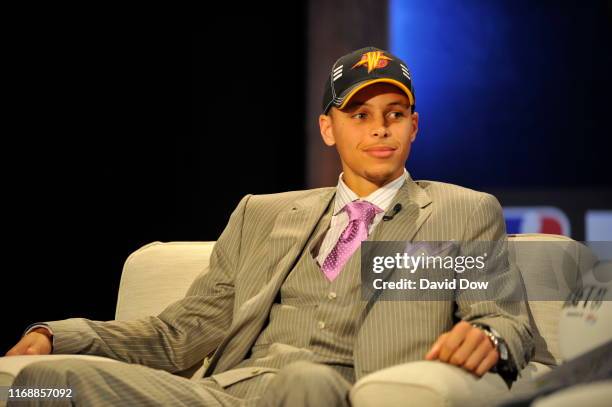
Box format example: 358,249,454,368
5,328,53,356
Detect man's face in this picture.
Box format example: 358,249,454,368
319,83,419,194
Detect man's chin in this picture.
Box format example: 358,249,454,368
364,168,403,186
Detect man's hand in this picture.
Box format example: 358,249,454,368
425,321,499,377
5,328,53,356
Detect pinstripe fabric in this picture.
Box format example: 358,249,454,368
10,359,245,407
31,173,533,405
226,197,362,387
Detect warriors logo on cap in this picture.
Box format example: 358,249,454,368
352,51,393,73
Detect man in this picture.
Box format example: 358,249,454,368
6,47,533,406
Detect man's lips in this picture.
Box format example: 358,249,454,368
363,146,396,158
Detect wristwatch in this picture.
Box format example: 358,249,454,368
472,323,516,385
480,326,509,362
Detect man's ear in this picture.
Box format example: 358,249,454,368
409,111,419,143
319,113,336,146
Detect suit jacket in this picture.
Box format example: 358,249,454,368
47,175,533,382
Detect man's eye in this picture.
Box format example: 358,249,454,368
388,111,405,119
352,113,367,119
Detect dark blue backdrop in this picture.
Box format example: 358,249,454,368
390,0,611,189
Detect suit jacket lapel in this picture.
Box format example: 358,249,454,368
358,176,433,321
370,175,432,242
205,188,336,375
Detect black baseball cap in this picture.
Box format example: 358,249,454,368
322,46,416,114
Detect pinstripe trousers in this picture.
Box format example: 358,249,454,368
8,359,352,407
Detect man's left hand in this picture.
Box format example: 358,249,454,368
424,321,499,377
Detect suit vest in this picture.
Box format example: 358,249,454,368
234,195,368,384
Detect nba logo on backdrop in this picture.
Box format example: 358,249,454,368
503,207,571,236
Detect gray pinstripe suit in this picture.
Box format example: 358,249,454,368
11,175,533,406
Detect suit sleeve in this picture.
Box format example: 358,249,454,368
42,194,252,373
455,193,534,376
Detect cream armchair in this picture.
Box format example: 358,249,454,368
0,234,596,406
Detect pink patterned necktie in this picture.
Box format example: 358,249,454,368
321,200,383,281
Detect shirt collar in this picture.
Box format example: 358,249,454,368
333,169,408,215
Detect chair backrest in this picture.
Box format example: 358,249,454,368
117,234,596,366
116,241,215,320
557,259,612,360
507,233,596,365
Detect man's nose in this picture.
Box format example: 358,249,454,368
371,123,389,137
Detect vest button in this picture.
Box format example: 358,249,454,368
328,292,337,300
317,321,326,329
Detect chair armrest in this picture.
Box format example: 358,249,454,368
350,360,552,407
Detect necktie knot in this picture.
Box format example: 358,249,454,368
344,200,382,225
321,200,382,282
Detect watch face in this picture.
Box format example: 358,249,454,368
499,342,509,361
487,327,509,360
